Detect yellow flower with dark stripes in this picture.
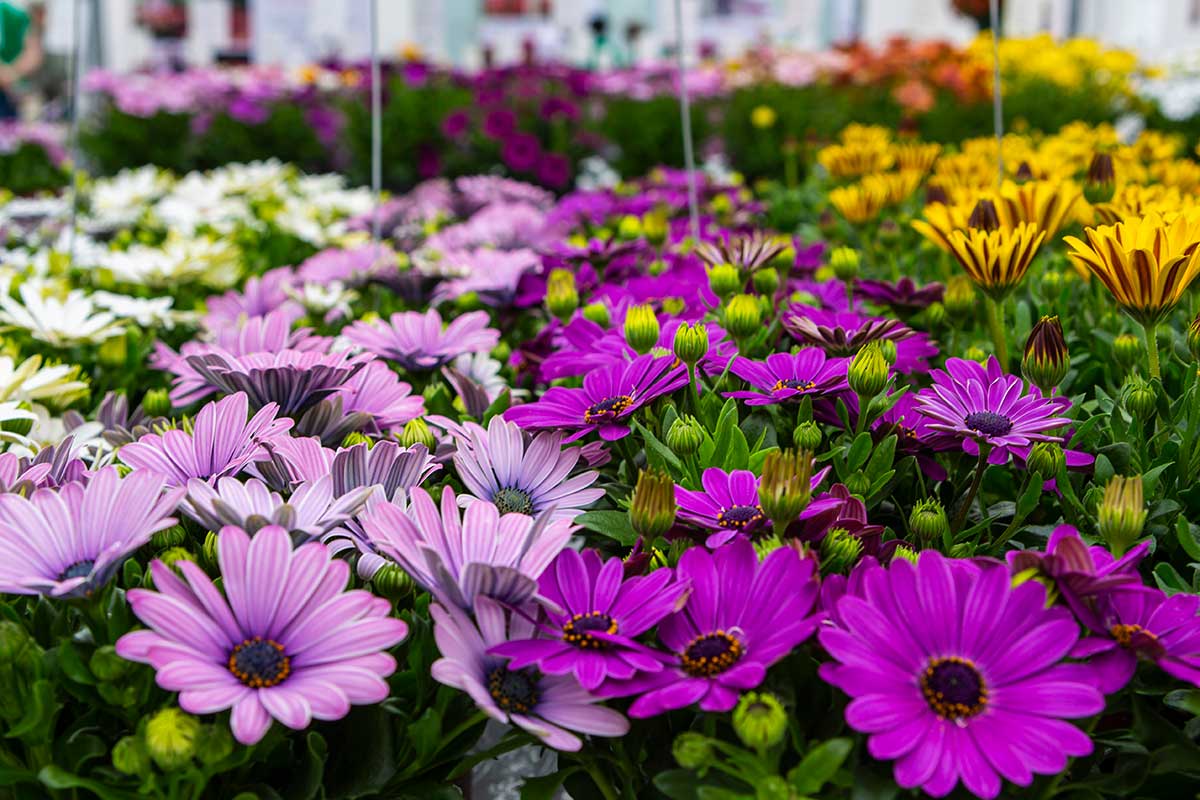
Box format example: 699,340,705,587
993,180,1081,238
828,181,889,224
938,221,1046,300
1063,211,1200,326
818,143,894,180
890,141,942,174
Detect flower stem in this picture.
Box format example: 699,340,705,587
1143,321,1161,380
951,447,990,535
854,395,873,437
584,760,620,800
985,297,1008,370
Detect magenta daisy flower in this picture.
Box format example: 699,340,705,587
854,277,944,313
344,309,500,371
504,354,688,443
452,416,603,521
431,596,629,751
725,350,849,406
820,551,1104,799
0,467,184,598
677,467,834,548
120,392,294,487
914,357,1072,464
116,525,409,745
489,548,688,690
334,360,425,435
600,537,822,716
785,309,937,372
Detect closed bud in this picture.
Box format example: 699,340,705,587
1113,333,1142,372
624,304,661,355
370,563,414,601
629,469,677,539
844,470,871,497
665,415,705,457
98,333,129,368
672,323,709,367
151,548,193,581
399,418,436,451
770,242,796,270
1122,375,1157,422
964,346,988,363
201,531,219,571
829,247,860,282
672,732,713,770
724,294,762,339
341,431,373,449
144,708,200,770
878,218,901,241
944,275,976,320
968,198,1000,233
909,499,948,547
1040,270,1063,302
878,338,898,365
642,212,668,247
647,258,668,276
1189,313,1200,363
891,544,920,564
752,267,780,296
759,448,815,524
142,388,171,417
1097,475,1147,557
662,297,685,316
793,421,823,452
848,342,889,398
1026,441,1065,477
820,527,863,574
89,645,130,682
112,736,152,777
1021,315,1069,394
581,301,610,327
150,524,187,550
545,269,579,323
707,263,742,299
924,301,946,328
732,691,788,751
1084,152,1116,204
616,214,642,240
194,724,234,766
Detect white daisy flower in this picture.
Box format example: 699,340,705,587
0,280,123,347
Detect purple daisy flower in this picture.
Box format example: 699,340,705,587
539,318,733,382
725,350,850,406
0,467,184,597
358,487,573,611
296,244,399,288
120,393,294,487
855,277,944,313
334,360,425,435
504,354,688,443
330,441,440,502
489,548,688,690
182,476,375,541
115,525,409,745
784,309,938,373
345,309,500,371
431,596,629,751
914,357,1072,464
184,349,373,415
452,416,603,521
677,467,835,548
1070,588,1200,693
202,266,301,330
820,551,1104,799
600,537,822,716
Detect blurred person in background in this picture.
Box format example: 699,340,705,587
0,1,44,120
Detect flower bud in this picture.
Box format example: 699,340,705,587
89,645,130,682
924,301,946,328
616,214,642,240
752,267,780,297
707,263,742,299
581,301,610,327
771,242,796,271
1189,313,1200,363
150,524,187,550
844,470,871,497
878,338,898,366
399,418,436,451
672,732,713,770
149,549,193,583
665,415,704,457
944,275,976,320
793,421,823,452
891,544,920,564
724,294,762,340
1097,475,1147,557
98,333,129,368
624,304,661,356
545,269,579,323
758,448,815,524
642,212,668,247
1026,441,1065,477
829,247,860,282
964,346,988,364
732,691,787,751
144,708,200,770
142,388,171,418
341,431,373,449
750,105,777,129
1040,270,1063,303
968,198,1000,233
848,342,889,399
194,724,234,766
1021,315,1069,394
1122,375,1157,422
201,531,220,571
370,563,414,601
820,527,863,574
629,469,676,539
647,258,669,277
1084,152,1116,204
672,323,709,367
908,499,948,547
1113,333,1142,372
112,736,152,777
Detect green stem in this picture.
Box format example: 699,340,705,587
432,711,487,759
951,447,990,535
1143,321,1161,380
854,394,873,437
583,760,620,800
985,296,1008,370
989,474,1033,552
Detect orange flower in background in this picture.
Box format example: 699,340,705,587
892,79,935,113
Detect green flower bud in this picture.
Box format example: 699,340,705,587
949,543,974,558
1084,152,1116,205
194,724,235,767
820,527,863,574
878,218,901,241
624,304,661,356
98,333,129,368
201,531,219,571
829,247,860,282
146,549,193,587
341,431,373,449
672,322,709,367
752,267,780,297
1021,315,1069,394
144,708,201,770
1189,312,1200,364
647,258,669,277
1040,270,1063,303
724,294,762,340
1122,376,1157,422
1097,475,1147,557
1026,441,1065,478
793,421,823,452
112,735,152,777
662,297,685,316
142,388,171,418
399,418,436,451
891,544,920,564
616,214,642,240
1112,333,1142,373
731,691,788,751
545,269,579,323
370,563,414,601
89,645,130,682
924,301,946,328
454,292,483,312
758,448,815,524
665,415,705,457
707,263,742,299
629,469,676,539
878,338,898,366
581,302,610,327
944,275,976,320
848,342,889,399
150,524,187,550
964,346,988,364
909,499,948,547
752,534,786,559
642,212,668,247
672,732,713,770
844,470,871,497
771,243,795,270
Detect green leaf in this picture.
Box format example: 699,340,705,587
574,510,639,547
1016,474,1043,517
481,389,512,425
520,768,578,800
633,419,684,474
788,738,853,795
38,766,139,800
654,769,704,800
1154,562,1190,595
322,704,397,799
846,433,873,472
1176,518,1200,562
864,434,896,480
408,706,442,763
284,732,328,800
723,426,750,472
53,643,96,686
7,679,60,744
1164,689,1200,717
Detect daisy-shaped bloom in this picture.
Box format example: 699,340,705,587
914,357,1071,464
202,266,302,330
854,277,944,314
185,349,373,415
505,354,687,443
490,548,688,691
0,281,122,347
330,441,439,502
0,354,88,408
452,416,603,521
431,596,629,751
120,392,294,487
677,467,833,548
784,309,937,372
725,350,849,406
344,309,499,371
431,248,542,305
539,318,733,382
296,243,399,287
924,219,1045,302
334,360,425,435
601,537,822,716
182,476,375,541
1071,588,1200,694
115,525,409,745
0,467,184,597
820,552,1105,800
358,487,573,611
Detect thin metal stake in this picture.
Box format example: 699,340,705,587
673,0,700,241
370,0,382,245
66,0,84,270
989,0,1004,186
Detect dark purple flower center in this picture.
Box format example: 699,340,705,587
717,504,765,530
562,611,618,649
228,637,291,688
681,631,743,677
493,487,534,516
584,394,634,424
772,378,816,392
59,559,95,581
487,666,540,713
920,656,987,719
1111,623,1166,659
964,411,1013,437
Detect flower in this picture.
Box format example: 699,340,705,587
0,281,123,347
1021,315,1069,394
489,548,688,690
120,392,294,487
182,476,375,541
505,354,688,443
430,596,629,751
914,357,1071,464
601,538,822,716
0,467,184,597
854,277,944,313
677,467,829,547
183,349,373,415
329,441,439,503
357,487,573,611
345,309,500,371
724,350,849,406
333,359,426,435
451,416,603,521
0,354,87,408
115,525,409,745
914,218,1045,301
820,551,1104,799
784,308,914,356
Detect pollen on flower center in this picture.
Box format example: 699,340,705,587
493,486,534,515
964,411,1014,437
58,559,96,581
772,378,817,392
1110,623,1165,659
681,630,743,677
487,666,540,713
562,611,618,649
921,656,988,720
584,394,634,424
717,504,765,530
228,637,291,688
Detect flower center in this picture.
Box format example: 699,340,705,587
584,394,634,424
228,637,291,688
1111,623,1166,659
771,378,816,392
964,411,1013,437
59,559,95,581
681,630,743,677
562,611,618,649
487,666,540,714
920,657,987,720
717,504,765,530
493,486,534,515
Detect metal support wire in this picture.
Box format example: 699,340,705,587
673,0,700,241
369,0,383,247
66,0,84,271
989,0,1004,187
